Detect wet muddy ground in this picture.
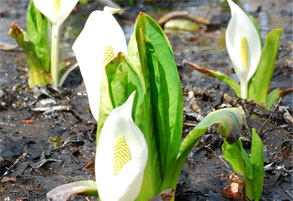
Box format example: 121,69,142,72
0,0,292,200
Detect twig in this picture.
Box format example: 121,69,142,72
257,98,282,135
31,105,71,114
0,151,27,180
205,146,230,169
183,122,196,127
241,103,252,137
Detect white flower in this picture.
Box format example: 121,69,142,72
95,92,148,201
33,0,78,25
226,0,261,99
72,7,127,121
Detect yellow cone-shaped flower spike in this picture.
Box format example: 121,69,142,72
113,134,131,176
53,0,61,17
240,36,248,69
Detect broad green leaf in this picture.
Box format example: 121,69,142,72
46,180,98,201
27,0,50,72
222,129,264,200
96,66,114,140
128,34,142,71
9,22,51,88
130,30,163,200
248,29,282,104
266,88,281,110
135,12,183,180
106,60,128,107
265,88,293,110
222,139,246,175
250,128,264,201
162,108,243,189
186,62,241,97
222,139,255,199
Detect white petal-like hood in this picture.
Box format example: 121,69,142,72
95,92,148,201
72,8,127,121
33,0,78,25
226,0,261,96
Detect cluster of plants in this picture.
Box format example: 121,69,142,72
10,0,290,200
186,0,290,110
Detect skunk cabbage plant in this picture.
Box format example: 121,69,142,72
72,7,127,121
47,8,246,201
9,0,78,88
186,0,288,110
33,0,78,88
226,0,261,99
223,129,264,201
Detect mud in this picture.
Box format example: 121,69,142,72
0,0,292,200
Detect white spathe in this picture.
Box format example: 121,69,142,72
33,0,78,25
95,92,148,201
226,0,261,99
72,7,127,121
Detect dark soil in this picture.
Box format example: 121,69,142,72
0,0,292,200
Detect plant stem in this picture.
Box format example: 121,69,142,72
51,23,60,89
240,80,248,99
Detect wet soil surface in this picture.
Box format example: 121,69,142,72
0,0,292,200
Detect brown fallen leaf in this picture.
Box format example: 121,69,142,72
149,188,175,201
0,42,17,51
46,180,98,201
83,152,95,175
1,176,17,182
221,173,244,201
21,119,35,124
158,11,210,28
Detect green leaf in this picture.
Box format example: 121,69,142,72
162,108,243,189
186,62,241,97
222,129,264,200
79,0,89,5
222,139,246,175
46,180,98,201
27,0,50,72
97,53,140,140
250,128,264,201
135,12,183,181
9,22,51,88
265,88,281,110
248,29,282,104
222,139,256,199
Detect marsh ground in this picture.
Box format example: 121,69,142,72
0,0,292,200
